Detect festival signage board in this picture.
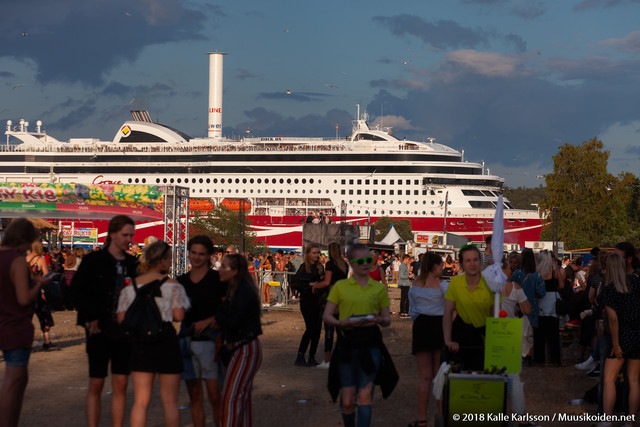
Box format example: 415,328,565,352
0,183,164,220
484,317,522,373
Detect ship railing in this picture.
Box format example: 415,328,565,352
4,140,424,154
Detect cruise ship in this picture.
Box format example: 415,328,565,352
1,53,543,249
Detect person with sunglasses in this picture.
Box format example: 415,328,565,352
323,244,393,427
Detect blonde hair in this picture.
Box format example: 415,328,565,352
536,250,553,276
605,253,629,294
139,241,171,273
303,243,323,275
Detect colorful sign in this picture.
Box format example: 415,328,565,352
0,183,165,219
484,317,522,373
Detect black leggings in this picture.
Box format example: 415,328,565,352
400,286,410,314
533,316,561,365
297,291,322,358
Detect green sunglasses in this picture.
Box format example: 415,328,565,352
350,256,373,265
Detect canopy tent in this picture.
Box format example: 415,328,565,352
377,225,405,245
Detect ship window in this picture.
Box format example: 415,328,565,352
280,179,284,184
431,211,434,215
415,200,418,204
243,189,246,193
519,219,527,222
287,189,290,193
155,178,160,183
295,190,298,193
508,219,516,222
135,178,140,183
349,179,354,185
373,190,378,195
381,190,386,195
365,180,370,185
287,179,291,184
373,200,377,204
221,178,225,184
457,221,465,225
341,190,345,195
280,189,283,193
382,180,386,185
414,180,419,185
310,190,313,194
365,190,369,195
177,178,181,183
199,178,203,183
257,178,262,184
295,178,299,184
381,200,385,204
206,178,210,183
243,178,247,184
357,180,362,185
357,190,361,195
422,190,427,195
373,180,378,185
213,179,217,183
341,179,345,185
250,189,253,193
191,178,195,183
349,190,353,195
414,190,419,195
310,179,314,184
390,190,394,195
302,179,306,184
334,190,337,194
257,189,260,193
128,179,132,183
170,178,174,183
199,189,202,193
488,220,493,223
390,180,394,185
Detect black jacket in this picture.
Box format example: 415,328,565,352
70,248,138,336
215,280,262,343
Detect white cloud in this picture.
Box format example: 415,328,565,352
599,30,640,56
370,115,418,131
444,50,529,77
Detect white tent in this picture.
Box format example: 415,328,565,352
377,225,405,245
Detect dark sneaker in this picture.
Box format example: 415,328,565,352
307,357,320,367
294,355,307,367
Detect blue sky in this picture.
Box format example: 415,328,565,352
2,0,640,187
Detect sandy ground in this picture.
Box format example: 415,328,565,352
2,288,603,427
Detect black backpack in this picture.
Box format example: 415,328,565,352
122,277,168,342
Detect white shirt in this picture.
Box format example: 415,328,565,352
117,280,190,322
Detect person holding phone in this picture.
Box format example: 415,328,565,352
323,244,393,427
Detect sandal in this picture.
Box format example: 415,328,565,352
407,421,427,427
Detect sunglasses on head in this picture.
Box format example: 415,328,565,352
350,257,373,265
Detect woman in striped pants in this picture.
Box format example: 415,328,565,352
215,254,263,427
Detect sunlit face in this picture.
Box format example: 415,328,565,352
218,257,237,283
307,247,320,263
189,243,210,269
349,248,373,274
110,224,134,253
461,250,480,276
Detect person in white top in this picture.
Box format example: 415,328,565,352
407,253,449,427
117,241,190,427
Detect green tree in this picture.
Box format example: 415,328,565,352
372,216,413,242
189,205,264,252
539,138,628,248
503,185,545,210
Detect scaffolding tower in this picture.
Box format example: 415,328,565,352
163,185,189,277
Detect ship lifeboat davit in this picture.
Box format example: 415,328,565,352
189,199,215,212
221,198,251,212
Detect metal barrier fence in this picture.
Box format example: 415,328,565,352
253,270,298,310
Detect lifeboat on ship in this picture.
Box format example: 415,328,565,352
221,198,251,212
189,199,215,212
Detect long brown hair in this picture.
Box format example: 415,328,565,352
304,243,323,275
328,242,347,274
223,254,261,313
1,218,38,248
417,252,443,282
104,215,134,249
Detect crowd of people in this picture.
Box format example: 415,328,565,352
3,215,640,427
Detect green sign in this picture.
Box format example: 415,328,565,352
484,317,522,374
447,374,506,426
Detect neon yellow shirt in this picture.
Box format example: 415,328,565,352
327,276,390,321
444,275,492,328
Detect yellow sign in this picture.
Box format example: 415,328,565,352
484,317,522,374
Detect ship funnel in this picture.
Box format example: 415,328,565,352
207,52,227,141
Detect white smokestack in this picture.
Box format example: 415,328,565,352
207,52,226,141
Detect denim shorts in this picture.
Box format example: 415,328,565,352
338,347,381,389
2,347,31,367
